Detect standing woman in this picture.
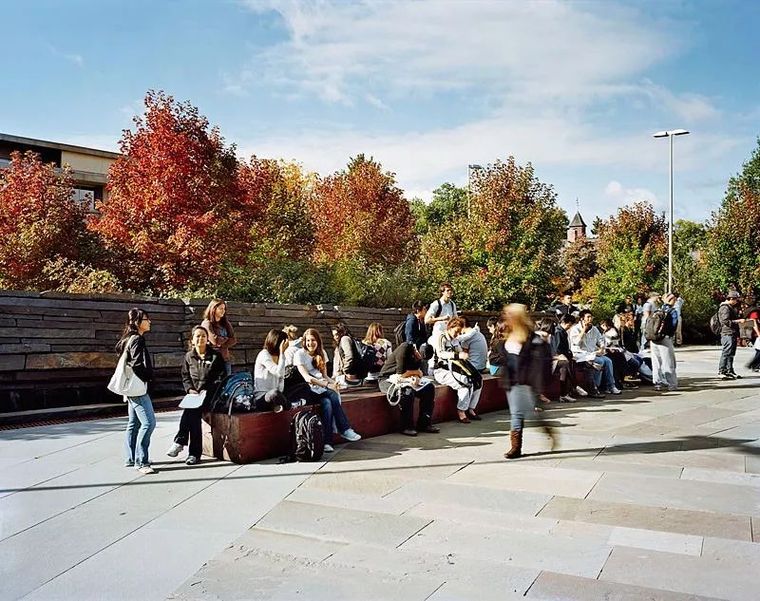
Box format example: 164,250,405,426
501,304,554,459
201,299,237,376
363,322,392,383
294,328,361,453
118,308,157,475
168,325,226,465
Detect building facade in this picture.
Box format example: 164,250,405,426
0,133,119,212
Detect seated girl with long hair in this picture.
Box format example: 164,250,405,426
294,328,361,453
362,322,392,383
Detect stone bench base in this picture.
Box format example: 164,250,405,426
202,376,505,464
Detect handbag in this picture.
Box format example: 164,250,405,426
107,336,148,398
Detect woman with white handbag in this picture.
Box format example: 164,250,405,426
111,308,156,474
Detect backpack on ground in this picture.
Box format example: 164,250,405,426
393,319,407,346
289,409,324,462
644,309,673,342
709,312,722,336
351,339,375,377
210,372,255,413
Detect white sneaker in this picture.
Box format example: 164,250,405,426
137,465,157,474
323,444,334,453
608,387,622,395
575,386,588,397
559,395,576,403
166,443,184,457
342,428,361,442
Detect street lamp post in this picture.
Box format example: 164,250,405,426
467,164,482,217
653,129,690,294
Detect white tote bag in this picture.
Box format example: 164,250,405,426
107,336,148,398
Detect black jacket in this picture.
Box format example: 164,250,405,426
119,334,153,383
380,342,421,377
404,314,427,348
181,348,226,398
500,334,552,395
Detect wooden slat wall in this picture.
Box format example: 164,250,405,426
0,290,497,413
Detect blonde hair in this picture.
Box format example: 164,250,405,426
363,322,384,345
282,324,299,340
501,303,534,344
303,328,327,375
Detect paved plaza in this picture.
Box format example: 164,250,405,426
2,346,759,600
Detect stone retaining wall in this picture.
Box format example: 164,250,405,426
0,290,497,413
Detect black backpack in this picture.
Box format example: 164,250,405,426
210,372,255,413
349,339,374,378
709,312,722,336
393,319,407,346
289,409,324,462
644,309,674,342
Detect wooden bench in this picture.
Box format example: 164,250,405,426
202,376,506,464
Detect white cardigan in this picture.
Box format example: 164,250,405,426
253,349,286,393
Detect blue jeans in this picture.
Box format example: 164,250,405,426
507,384,535,430
314,389,351,441
593,355,616,391
124,394,156,467
224,362,232,376
719,335,737,374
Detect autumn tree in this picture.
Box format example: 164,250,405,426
705,137,760,296
0,151,92,289
558,238,598,294
90,91,249,294
420,157,567,310
310,155,416,267
582,201,667,317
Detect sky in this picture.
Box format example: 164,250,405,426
3,0,759,224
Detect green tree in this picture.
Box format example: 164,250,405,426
558,238,598,294
582,202,667,318
706,137,760,296
409,183,468,236
420,157,567,310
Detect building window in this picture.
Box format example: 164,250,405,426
72,188,96,212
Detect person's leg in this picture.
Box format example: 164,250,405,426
435,369,470,412
505,385,531,459
662,337,678,390
416,383,436,430
130,394,156,467
318,393,334,442
727,335,738,374
468,386,482,411
675,316,683,345
326,389,352,435
651,342,664,387
124,400,138,466
174,409,191,447
399,388,415,432
719,335,732,374
593,356,614,391
187,408,203,458
747,349,760,370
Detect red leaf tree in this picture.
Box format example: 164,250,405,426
0,151,88,289
310,155,416,266
90,91,250,294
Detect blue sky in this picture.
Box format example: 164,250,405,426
3,0,759,224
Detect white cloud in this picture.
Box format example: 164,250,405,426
604,180,659,208
49,44,84,68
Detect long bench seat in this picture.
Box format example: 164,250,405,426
202,376,506,464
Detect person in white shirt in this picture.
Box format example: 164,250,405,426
640,291,661,350
569,310,621,395
431,316,482,423
425,282,458,340
293,328,361,453
253,329,292,412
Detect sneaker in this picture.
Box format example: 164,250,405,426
654,384,662,391
166,443,184,458
729,372,742,380
186,455,200,465
419,425,441,434
575,386,588,397
273,404,284,413
401,429,418,437
559,395,576,403
721,373,736,380
137,465,157,475
607,387,622,395
124,461,134,468
323,444,334,453
342,428,362,442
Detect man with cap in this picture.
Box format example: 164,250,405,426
718,290,747,380
379,342,440,436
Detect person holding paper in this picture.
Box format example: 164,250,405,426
168,325,226,465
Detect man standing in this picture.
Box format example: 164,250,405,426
650,293,679,391
425,283,458,340
640,291,661,350
718,291,746,380
569,310,622,396
554,293,579,320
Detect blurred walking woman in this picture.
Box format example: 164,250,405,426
501,304,554,459
167,326,226,465
117,308,157,475
201,299,237,375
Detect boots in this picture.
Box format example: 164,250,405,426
505,429,522,459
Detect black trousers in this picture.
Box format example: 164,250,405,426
174,407,203,457
379,379,435,431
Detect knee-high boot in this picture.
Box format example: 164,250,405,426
505,429,522,459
